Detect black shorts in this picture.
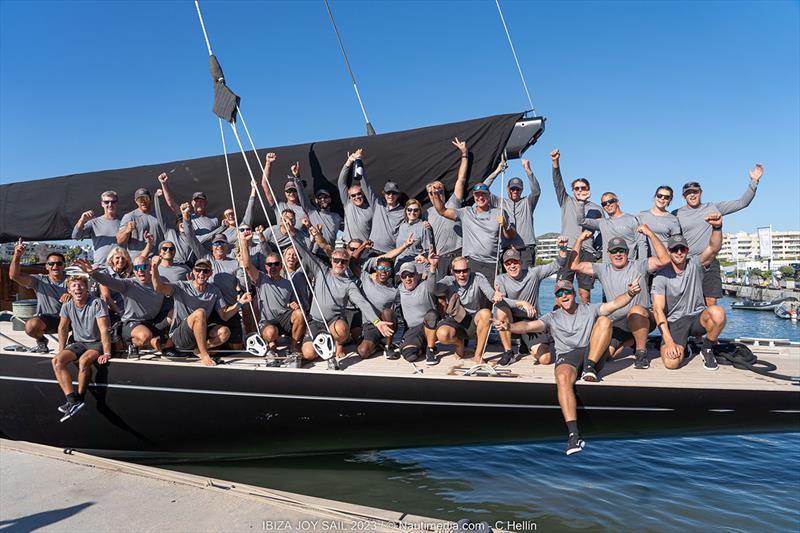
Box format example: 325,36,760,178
64,341,103,357
437,312,479,341
35,314,60,333
554,346,589,371
170,320,221,351
557,250,596,291
122,320,167,343
663,313,707,348
303,317,345,343
702,259,722,299
216,313,243,345
360,322,384,344
260,309,294,337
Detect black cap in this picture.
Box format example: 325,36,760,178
315,188,332,198
507,177,524,189
554,279,574,293
502,248,521,262
682,181,702,194
383,181,400,193
194,258,212,269
607,237,629,252
212,234,228,244
667,234,689,250
192,191,207,200
134,188,151,199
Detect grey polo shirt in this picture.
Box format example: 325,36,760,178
637,210,682,255
455,206,508,263
593,258,651,328
426,194,462,255
29,274,67,316
60,296,109,343
495,261,560,319
437,272,494,314
169,280,227,334
360,174,405,253
580,211,646,260
485,170,541,248
399,271,439,328
651,256,706,322
540,303,602,355
120,209,161,256
72,216,121,265
254,272,296,323
553,167,603,256
91,270,165,322
338,164,374,243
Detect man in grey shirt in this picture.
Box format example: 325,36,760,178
296,183,342,258
579,191,646,260
72,190,121,265
431,183,515,283
360,171,406,255
153,239,190,283
153,196,200,265
673,164,762,306
484,158,541,266
551,149,603,304
9,240,67,353
652,215,727,372
493,240,568,366
77,257,169,353
152,256,251,366
571,224,670,369
425,139,469,277
117,188,161,256
241,249,305,357
434,257,496,363
157,173,219,239
496,277,641,456
292,237,394,368
357,256,400,360
338,149,374,243
51,276,112,422
397,255,441,365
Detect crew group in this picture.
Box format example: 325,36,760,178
9,140,763,454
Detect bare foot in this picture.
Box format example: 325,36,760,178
473,355,483,364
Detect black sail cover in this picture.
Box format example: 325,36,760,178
0,113,522,242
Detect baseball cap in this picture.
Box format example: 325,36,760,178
507,177,524,189
194,258,212,269
607,237,629,252
212,234,228,244
192,191,207,200
667,234,689,250
502,248,521,262
398,262,416,275
284,181,297,191
472,183,490,193
134,188,151,199
383,181,400,193
315,188,332,197
682,181,702,194
554,279,574,294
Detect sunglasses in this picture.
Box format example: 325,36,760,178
375,265,393,272
452,268,470,274
194,268,212,274
316,195,331,200
136,196,151,201
399,272,415,279
212,242,227,247
46,261,64,267
133,264,148,272
509,187,522,192
384,191,399,195
670,246,689,253
555,289,574,297
102,200,118,205
601,198,618,207
332,258,348,265
239,227,251,232
266,261,281,267
573,186,588,192
349,192,364,199
160,246,175,251
406,208,420,213
683,189,700,196
347,246,360,252
609,248,628,255
656,193,672,200
285,189,297,194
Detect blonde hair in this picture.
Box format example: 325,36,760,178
67,275,89,289
105,247,133,277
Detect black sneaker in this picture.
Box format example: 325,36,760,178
126,344,139,359
701,347,719,371
581,364,598,382
385,348,400,360
633,349,649,370
59,401,84,423
33,339,50,353
327,357,341,371
57,401,71,414
425,348,438,366
565,433,585,456
498,350,515,366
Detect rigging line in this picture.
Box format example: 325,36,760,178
216,118,257,321
194,0,213,57
323,0,376,135
495,0,535,114
227,116,332,338
234,108,334,331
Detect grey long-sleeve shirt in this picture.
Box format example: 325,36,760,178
637,210,682,256
296,181,343,253
72,216,120,265
338,164,374,242
484,170,541,248
197,195,256,247
579,210,647,260
437,272,494,314
395,220,432,268
293,237,379,324
495,260,561,319
154,196,195,264
91,269,165,322
360,173,405,253
673,180,758,256
553,167,603,256
399,270,440,328
426,193,463,255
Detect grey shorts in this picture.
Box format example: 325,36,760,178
555,346,589,371
663,313,707,348
437,312,479,341
170,320,221,351
702,259,723,299
64,341,103,358
260,309,294,337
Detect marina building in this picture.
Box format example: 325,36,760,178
720,230,800,262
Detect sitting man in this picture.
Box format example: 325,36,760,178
291,237,394,369
434,256,496,363
51,275,112,422
570,224,670,369
496,277,642,455
397,252,441,365
354,255,399,359
241,249,305,357
493,238,568,366
9,239,67,353
77,257,169,354
151,256,251,366
652,214,726,371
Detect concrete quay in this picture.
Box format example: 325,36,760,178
722,283,799,302
0,439,451,533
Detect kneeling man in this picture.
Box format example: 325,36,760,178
652,214,726,371
496,277,641,455
397,252,440,364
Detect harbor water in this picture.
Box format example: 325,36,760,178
164,279,800,532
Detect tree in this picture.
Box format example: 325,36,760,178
779,265,796,279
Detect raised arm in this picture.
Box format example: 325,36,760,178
260,152,277,207
307,222,334,258
157,173,181,216
551,149,567,206
640,224,670,272
482,160,507,188
338,156,354,204
599,276,640,316
8,239,33,288
290,161,314,216
522,159,541,209
700,214,724,267
71,210,94,240
78,259,126,293
290,231,325,278
431,190,458,221
241,182,257,227
116,213,134,245
358,154,380,207
150,256,175,297
238,232,260,284
138,230,154,259
498,211,516,241
452,138,469,201
153,190,171,235
715,164,762,215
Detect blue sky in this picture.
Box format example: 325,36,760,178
1,0,798,235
